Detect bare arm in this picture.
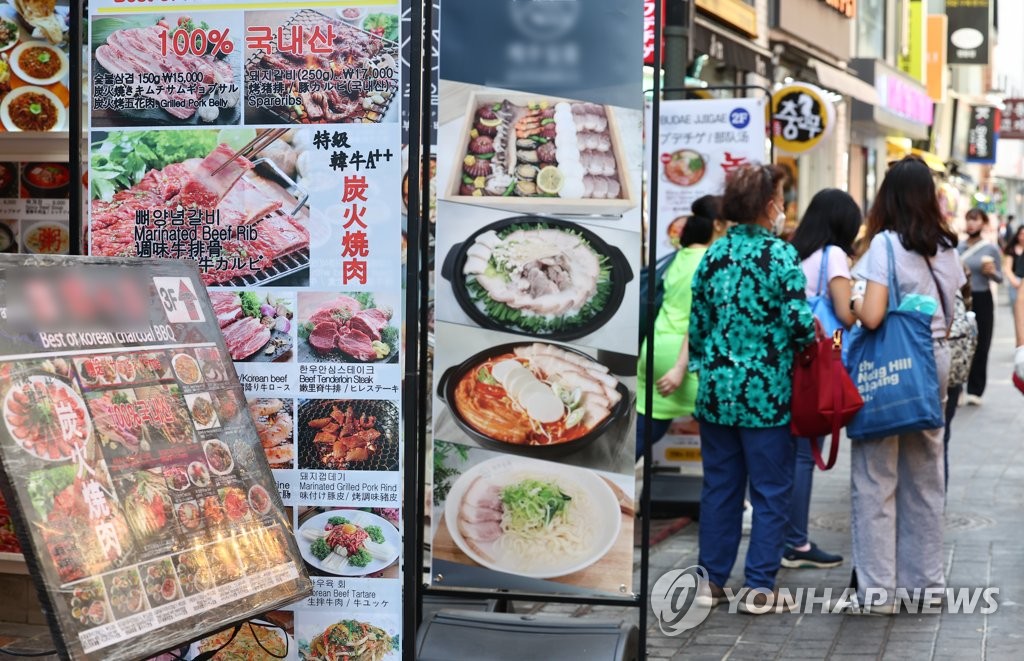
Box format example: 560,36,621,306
1016,281,1024,346
828,276,856,328
852,280,888,330
1005,254,1021,289
655,336,689,397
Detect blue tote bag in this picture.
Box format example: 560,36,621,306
844,236,943,440
807,246,845,336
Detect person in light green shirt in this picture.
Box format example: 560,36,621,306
636,196,726,459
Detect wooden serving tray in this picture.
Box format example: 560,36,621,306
443,91,636,217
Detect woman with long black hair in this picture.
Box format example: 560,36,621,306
785,188,862,570
848,156,965,614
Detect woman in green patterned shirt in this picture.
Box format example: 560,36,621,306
689,164,816,613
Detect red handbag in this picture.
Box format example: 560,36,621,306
790,321,864,470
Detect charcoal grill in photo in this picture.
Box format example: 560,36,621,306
297,399,399,471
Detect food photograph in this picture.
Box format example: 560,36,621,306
297,614,399,661
432,321,636,475
210,290,295,362
435,204,639,346
0,1,70,133
25,462,135,584
296,399,399,472
104,566,150,620
297,291,398,364
186,392,221,431
89,12,243,127
297,508,400,578
194,612,294,660
436,82,643,218
243,9,399,125
431,449,633,597
89,129,312,287
249,397,295,470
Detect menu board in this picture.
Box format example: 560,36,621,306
0,255,311,661
86,1,407,658
648,98,768,261
0,161,71,255
0,0,71,133
429,0,643,600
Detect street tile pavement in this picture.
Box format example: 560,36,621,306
521,304,1024,659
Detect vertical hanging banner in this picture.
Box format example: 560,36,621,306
967,105,999,164
1000,99,1024,141
649,98,767,259
86,1,405,658
946,0,990,66
430,0,643,600
0,256,311,660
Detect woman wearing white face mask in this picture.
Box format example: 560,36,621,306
689,163,816,613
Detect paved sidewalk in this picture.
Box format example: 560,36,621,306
527,303,1023,660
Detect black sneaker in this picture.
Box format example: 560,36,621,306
781,542,843,569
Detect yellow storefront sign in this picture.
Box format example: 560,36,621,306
771,83,835,155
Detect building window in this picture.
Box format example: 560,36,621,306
857,0,885,59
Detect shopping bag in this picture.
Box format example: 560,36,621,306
807,245,844,336
844,236,943,440
790,319,863,469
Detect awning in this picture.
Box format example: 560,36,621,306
887,138,946,173
813,62,879,106
911,149,946,173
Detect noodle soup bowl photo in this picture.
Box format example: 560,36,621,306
436,341,630,459
443,455,621,579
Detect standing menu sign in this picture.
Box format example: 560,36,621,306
430,0,643,600
649,98,767,260
0,255,310,660
86,1,406,658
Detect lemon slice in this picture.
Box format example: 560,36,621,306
478,117,502,128
536,166,565,195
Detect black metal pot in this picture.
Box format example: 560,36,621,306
441,216,633,342
436,341,630,459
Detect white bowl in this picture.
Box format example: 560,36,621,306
9,40,68,85
0,86,66,131
443,455,622,579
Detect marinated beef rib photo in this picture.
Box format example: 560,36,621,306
90,142,309,286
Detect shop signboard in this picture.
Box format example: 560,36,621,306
946,0,990,66
643,0,661,66
1000,99,1024,141
897,0,926,86
0,255,311,660
0,1,71,133
967,105,999,164
86,0,407,657
431,0,643,600
925,15,948,103
649,97,767,260
771,82,835,156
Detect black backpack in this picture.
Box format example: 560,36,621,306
639,250,677,345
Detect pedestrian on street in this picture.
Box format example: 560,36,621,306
959,207,1004,405
689,164,815,613
1003,224,1024,312
785,188,861,570
636,196,727,459
848,156,964,614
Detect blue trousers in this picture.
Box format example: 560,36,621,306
785,436,822,548
635,414,673,460
698,421,795,590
